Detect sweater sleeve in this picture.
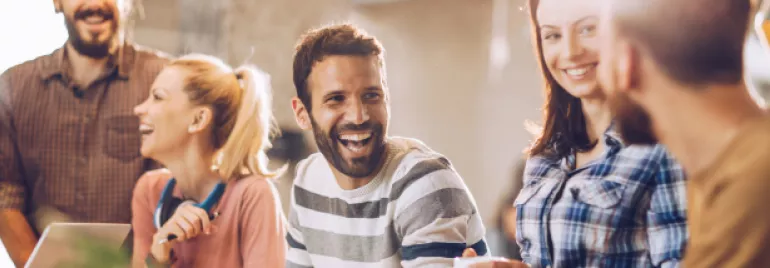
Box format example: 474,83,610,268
394,159,488,267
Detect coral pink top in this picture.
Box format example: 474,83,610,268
131,169,286,268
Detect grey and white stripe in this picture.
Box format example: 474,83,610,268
287,138,488,268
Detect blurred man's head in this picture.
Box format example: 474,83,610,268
755,0,770,54
55,0,130,58
598,0,752,144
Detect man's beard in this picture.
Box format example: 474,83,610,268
64,6,119,59
608,91,658,145
310,117,387,179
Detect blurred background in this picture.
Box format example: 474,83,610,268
1,0,770,264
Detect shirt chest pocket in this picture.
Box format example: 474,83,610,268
513,176,566,210
102,116,141,162
513,180,546,207
572,175,627,209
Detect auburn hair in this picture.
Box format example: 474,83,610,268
526,0,596,159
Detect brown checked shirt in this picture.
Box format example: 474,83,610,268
0,43,169,232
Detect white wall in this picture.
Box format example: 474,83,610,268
3,0,769,264
135,0,544,225
348,0,542,224
0,2,68,265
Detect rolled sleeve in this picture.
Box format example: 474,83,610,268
0,71,26,210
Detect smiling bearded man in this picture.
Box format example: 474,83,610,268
285,23,489,268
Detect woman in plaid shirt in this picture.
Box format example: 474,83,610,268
507,0,689,267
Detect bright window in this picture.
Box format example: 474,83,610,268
0,1,67,265
0,1,68,73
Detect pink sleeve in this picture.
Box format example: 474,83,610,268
131,171,162,267
239,179,287,267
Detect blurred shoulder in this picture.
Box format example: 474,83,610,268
524,153,560,182
714,116,770,187
1,48,60,85
389,136,452,174
135,168,174,192
130,43,173,65
388,137,467,193
125,43,173,81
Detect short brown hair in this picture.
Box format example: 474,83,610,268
612,0,750,85
292,23,385,110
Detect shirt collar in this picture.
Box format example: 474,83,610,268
558,120,626,171
38,42,135,82
603,120,626,152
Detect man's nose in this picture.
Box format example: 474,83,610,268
343,99,369,125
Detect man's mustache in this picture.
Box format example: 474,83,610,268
336,121,375,133
74,6,115,20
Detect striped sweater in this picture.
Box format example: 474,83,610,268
286,137,488,267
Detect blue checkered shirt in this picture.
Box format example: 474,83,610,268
515,130,688,268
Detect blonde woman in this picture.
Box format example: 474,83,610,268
130,54,286,267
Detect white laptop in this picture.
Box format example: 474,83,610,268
25,223,131,268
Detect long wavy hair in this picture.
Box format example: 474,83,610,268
526,0,596,159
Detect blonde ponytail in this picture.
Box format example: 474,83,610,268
214,65,284,180
168,54,284,181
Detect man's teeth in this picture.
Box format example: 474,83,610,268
566,67,589,76
339,133,371,153
339,133,371,141
85,16,106,24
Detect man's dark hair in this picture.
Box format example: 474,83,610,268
292,23,385,111
612,0,751,86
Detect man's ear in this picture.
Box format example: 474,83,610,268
188,107,213,134
616,40,640,93
53,0,62,13
291,97,312,130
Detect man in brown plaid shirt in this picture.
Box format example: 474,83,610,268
0,0,169,266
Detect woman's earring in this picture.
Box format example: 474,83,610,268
188,114,203,132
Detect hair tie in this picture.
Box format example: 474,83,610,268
235,72,245,89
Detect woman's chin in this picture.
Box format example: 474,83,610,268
565,83,602,99
139,146,153,159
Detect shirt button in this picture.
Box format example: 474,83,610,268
76,193,85,201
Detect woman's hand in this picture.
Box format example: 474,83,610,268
149,203,214,263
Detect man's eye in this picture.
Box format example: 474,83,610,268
327,95,344,103
363,93,380,100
